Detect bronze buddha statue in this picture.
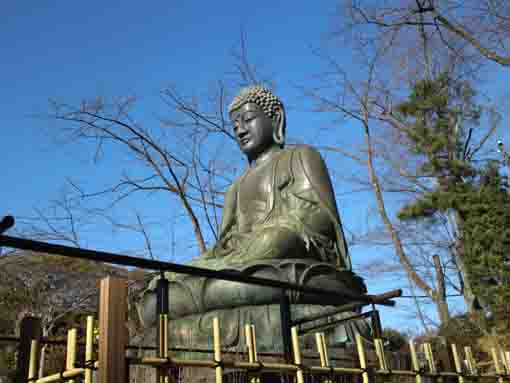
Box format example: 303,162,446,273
139,86,367,352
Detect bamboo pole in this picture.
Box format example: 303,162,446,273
423,343,437,376
28,339,39,383
32,362,99,383
66,329,77,383
355,333,369,383
451,344,465,383
163,314,172,383
315,333,326,367
213,317,223,383
157,314,171,383
315,333,332,383
250,325,261,383
245,324,256,383
374,338,389,373
127,356,367,374
492,348,504,383
409,340,422,383
85,317,94,383
291,327,305,383
245,325,254,364
464,346,477,376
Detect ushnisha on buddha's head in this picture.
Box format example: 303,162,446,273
229,86,286,163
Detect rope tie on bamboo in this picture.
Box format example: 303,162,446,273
213,359,225,369
59,368,66,381
412,367,426,376
75,360,97,370
293,362,308,372
248,360,264,373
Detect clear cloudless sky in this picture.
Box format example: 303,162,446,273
2,1,510,332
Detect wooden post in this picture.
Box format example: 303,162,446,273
16,316,42,383
355,333,369,383
66,329,78,383
451,344,464,383
409,340,422,383
85,317,94,383
98,277,127,383
291,327,304,383
213,317,223,383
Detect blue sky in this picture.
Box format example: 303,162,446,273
2,1,510,332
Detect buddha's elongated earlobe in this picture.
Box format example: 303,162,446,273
272,106,286,147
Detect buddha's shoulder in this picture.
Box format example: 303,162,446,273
285,144,322,157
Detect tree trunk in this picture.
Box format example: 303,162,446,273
433,255,450,325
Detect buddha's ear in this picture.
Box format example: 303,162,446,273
272,105,286,146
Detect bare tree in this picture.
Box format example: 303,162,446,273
304,1,503,323
344,0,510,67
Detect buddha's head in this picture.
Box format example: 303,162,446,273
229,86,286,162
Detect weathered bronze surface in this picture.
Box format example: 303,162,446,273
139,86,368,352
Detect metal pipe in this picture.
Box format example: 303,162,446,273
0,233,400,306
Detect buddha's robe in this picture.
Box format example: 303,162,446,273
193,144,351,271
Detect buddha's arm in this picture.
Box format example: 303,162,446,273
281,146,340,236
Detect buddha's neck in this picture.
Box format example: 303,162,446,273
249,145,282,168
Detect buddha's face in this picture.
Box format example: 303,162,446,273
231,102,276,162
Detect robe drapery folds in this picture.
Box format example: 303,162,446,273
208,145,351,270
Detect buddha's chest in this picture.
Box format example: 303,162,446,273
237,162,275,230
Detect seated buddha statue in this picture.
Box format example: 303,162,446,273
138,86,368,352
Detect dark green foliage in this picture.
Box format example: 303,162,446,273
461,165,510,315
395,73,510,326
396,73,479,221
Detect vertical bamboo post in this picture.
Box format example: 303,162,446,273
27,340,39,383
374,338,389,372
163,314,170,383
66,329,78,383
409,340,422,383
506,352,510,373
315,333,326,367
250,326,261,383
315,333,332,383
291,326,304,383
85,316,94,383
501,350,509,374
451,344,464,383
491,348,504,383
320,333,332,383
98,277,127,383
157,314,170,383
355,333,369,383
464,346,477,376
245,324,254,363
213,317,223,383
423,343,437,375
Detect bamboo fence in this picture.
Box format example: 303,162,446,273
25,277,510,383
